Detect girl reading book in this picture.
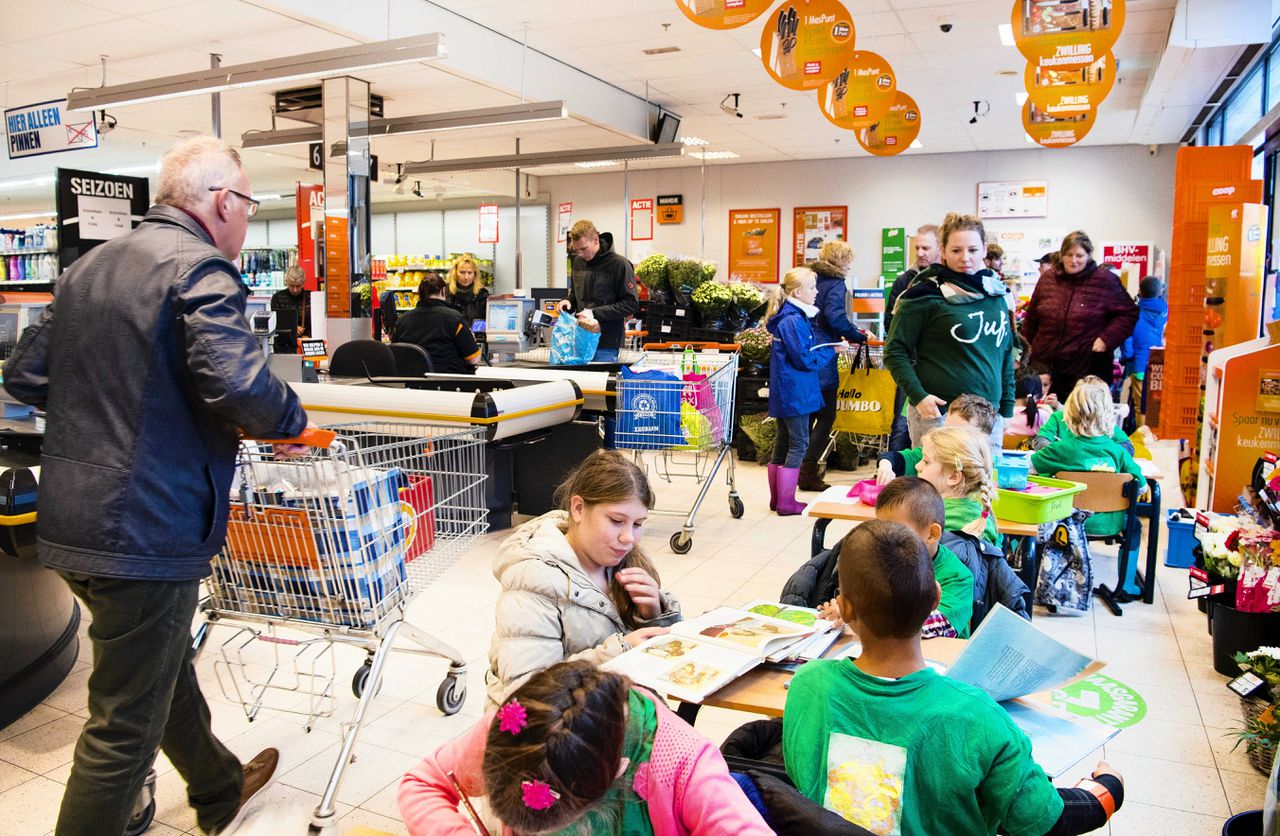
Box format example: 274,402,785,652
485,451,681,707
399,660,773,835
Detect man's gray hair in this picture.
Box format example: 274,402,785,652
155,137,244,210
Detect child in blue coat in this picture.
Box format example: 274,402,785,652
765,266,831,515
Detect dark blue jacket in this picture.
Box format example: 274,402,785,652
766,301,828,418
4,206,307,581
810,259,867,389
1121,297,1168,377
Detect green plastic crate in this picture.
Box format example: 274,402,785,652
992,475,1086,524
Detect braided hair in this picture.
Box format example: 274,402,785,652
921,426,996,537
482,660,630,833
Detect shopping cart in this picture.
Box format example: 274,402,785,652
820,340,892,467
615,342,743,553
197,421,488,833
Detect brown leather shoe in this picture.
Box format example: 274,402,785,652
797,461,831,492
209,748,279,834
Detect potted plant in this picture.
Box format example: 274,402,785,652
692,281,733,330
1211,523,1280,676
727,281,767,331
668,257,713,307
636,253,671,305
738,412,776,465
1229,699,1280,775
735,326,772,376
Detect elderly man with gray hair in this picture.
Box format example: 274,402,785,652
4,137,308,835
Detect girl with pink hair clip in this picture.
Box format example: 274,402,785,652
397,660,772,835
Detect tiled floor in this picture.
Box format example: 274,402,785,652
0,449,1267,834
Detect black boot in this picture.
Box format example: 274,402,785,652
797,460,830,492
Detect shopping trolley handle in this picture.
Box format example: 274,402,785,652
240,427,337,448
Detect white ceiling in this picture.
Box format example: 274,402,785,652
0,0,1254,219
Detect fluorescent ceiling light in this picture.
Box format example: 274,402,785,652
0,177,55,192
910,139,923,149
252,193,286,201
575,161,619,168
403,142,684,175
689,149,739,159
751,47,762,57
679,136,709,146
105,163,159,175
1015,91,1029,106
240,100,567,150
998,24,1015,46
67,33,445,111
0,211,55,221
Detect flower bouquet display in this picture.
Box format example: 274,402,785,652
735,326,772,374
691,281,733,330
726,281,767,331
1237,527,1280,613
668,257,714,307
636,253,671,304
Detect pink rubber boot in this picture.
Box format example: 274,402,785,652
776,467,807,516
767,463,779,512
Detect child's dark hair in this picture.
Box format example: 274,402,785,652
417,273,448,298
837,520,936,639
947,394,996,435
1015,374,1045,429
483,660,630,832
875,477,945,532
554,450,660,627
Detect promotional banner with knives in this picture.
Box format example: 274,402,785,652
819,51,896,131
676,0,775,29
759,0,855,91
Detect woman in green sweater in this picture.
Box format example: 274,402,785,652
885,212,1015,448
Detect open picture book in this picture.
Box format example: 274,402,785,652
602,605,821,703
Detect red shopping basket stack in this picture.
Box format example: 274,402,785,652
1153,146,1260,446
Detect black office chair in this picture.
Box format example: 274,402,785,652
328,340,397,378
389,342,434,377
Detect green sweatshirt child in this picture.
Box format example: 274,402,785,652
945,496,1001,549
1031,433,1143,537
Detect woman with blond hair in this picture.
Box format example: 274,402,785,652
1020,230,1137,399
763,266,831,515
884,213,1015,449
446,255,489,324
799,239,868,491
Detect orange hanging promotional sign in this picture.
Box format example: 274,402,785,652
675,0,775,30
1023,48,1115,111
1011,0,1126,58
759,0,856,91
820,51,896,130
1022,99,1096,148
855,91,920,157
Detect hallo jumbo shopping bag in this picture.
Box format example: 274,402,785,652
550,312,601,365
832,345,896,435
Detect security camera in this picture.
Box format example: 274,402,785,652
411,181,423,199
720,93,744,119
938,16,955,33
968,100,990,125
96,109,117,136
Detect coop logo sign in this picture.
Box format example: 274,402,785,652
5,99,98,160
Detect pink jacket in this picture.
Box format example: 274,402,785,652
397,692,774,836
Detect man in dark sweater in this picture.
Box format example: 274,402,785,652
885,224,940,452
558,219,639,362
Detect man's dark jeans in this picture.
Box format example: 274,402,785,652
56,573,243,836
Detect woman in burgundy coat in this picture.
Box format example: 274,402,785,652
1020,230,1139,399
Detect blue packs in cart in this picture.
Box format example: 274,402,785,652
216,461,412,628
615,365,684,449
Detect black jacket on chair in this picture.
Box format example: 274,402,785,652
3,205,307,581
392,298,480,375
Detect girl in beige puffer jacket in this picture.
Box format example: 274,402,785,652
485,451,681,707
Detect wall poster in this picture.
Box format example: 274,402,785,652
556,201,573,243
630,198,655,241
794,205,847,266
977,180,1049,219
729,208,781,283
478,203,500,244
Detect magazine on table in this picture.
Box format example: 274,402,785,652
602,605,817,703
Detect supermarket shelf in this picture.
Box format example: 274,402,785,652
0,281,54,289
0,248,57,256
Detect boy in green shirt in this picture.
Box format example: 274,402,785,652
784,520,1125,835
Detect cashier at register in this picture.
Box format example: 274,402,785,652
393,273,482,374
269,265,308,353
558,219,639,362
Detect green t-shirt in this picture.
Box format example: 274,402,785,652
901,446,923,475
944,496,1001,548
783,659,1063,836
1031,432,1144,537
935,544,974,639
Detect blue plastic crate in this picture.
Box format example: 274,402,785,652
1165,510,1197,568
995,451,1031,490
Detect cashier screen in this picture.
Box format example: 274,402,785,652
487,303,522,333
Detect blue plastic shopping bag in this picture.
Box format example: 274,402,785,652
550,312,601,365
615,366,683,449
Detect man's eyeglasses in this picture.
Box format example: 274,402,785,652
209,186,260,218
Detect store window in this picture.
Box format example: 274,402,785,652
1208,112,1224,146
1225,66,1265,144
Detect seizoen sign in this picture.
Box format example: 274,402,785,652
5,99,98,160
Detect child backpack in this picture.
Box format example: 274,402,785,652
1034,509,1094,614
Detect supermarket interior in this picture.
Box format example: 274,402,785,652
5,1,1280,834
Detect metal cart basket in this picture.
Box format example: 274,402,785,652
615,342,743,553
199,421,487,832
